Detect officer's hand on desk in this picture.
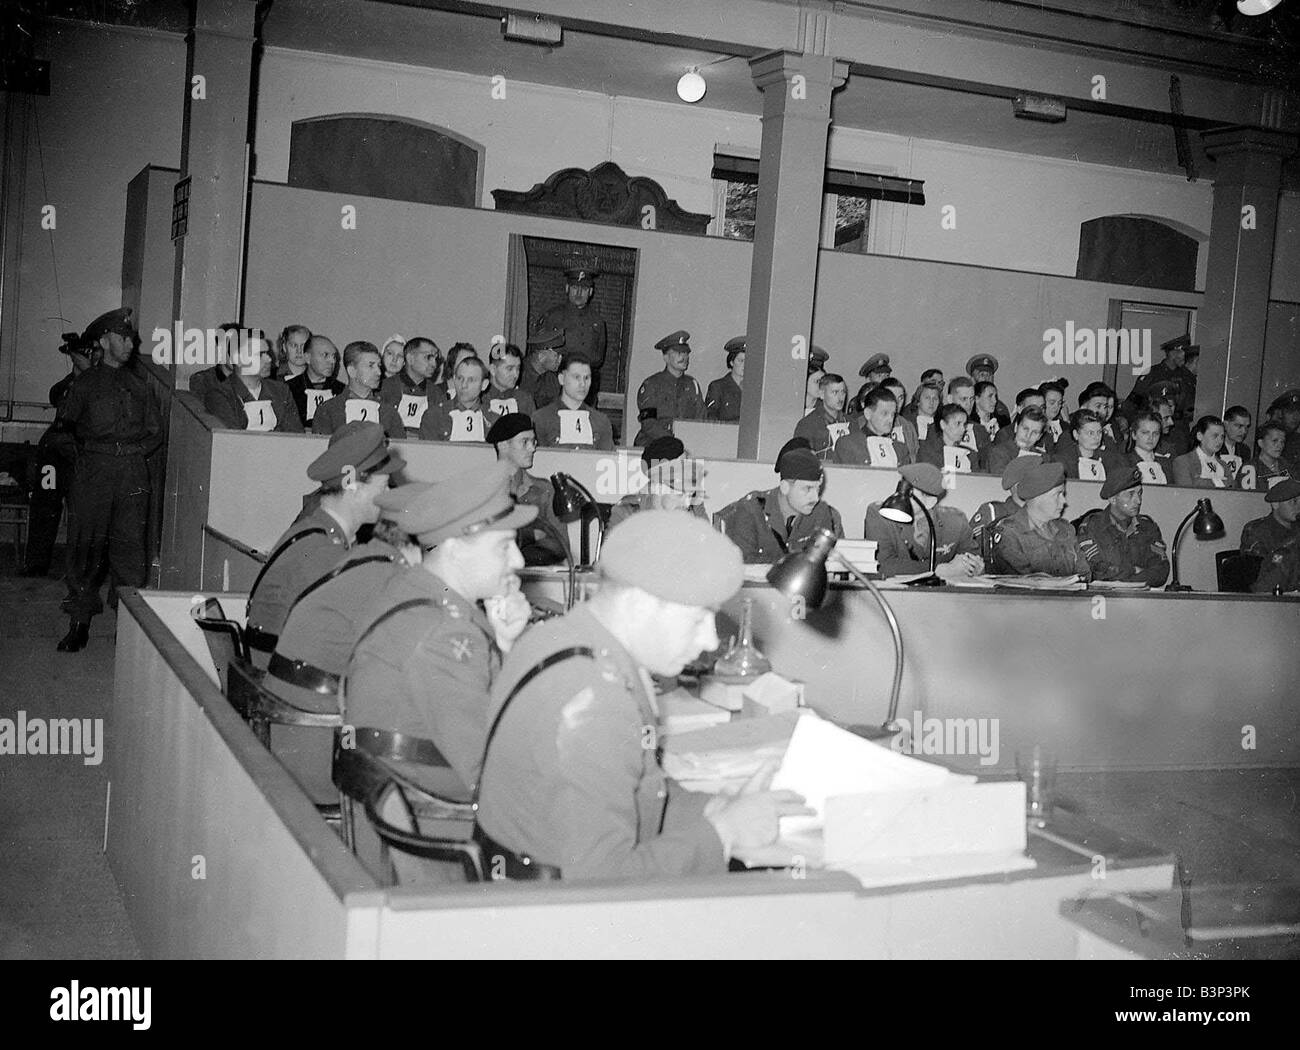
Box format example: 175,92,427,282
484,589,532,653
935,553,983,580
703,759,814,862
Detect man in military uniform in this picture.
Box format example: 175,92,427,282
1127,334,1195,416
286,335,343,427
608,436,708,530
22,331,98,577
55,308,163,652
379,336,443,436
1075,469,1170,587
989,460,1091,579
704,336,744,422
532,352,616,450
518,327,564,411
263,486,422,802
475,510,812,880
635,330,704,446
864,463,983,580
344,464,536,790
794,373,851,459
488,412,567,565
833,387,912,467
714,442,844,563
245,422,403,665
535,268,607,405
311,341,405,439
1241,479,1300,594
966,354,1011,425
419,355,499,443
969,455,1041,563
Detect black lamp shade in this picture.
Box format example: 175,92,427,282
550,473,586,522
879,480,914,523
766,529,837,609
1193,498,1225,540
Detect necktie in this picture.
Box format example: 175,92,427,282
785,515,796,537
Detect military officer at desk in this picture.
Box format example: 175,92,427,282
534,267,607,404
635,330,704,446
475,510,812,880
988,460,1091,579
863,463,982,580
704,336,745,422
969,455,1041,564
714,440,844,563
244,423,403,665
1241,479,1300,594
1074,469,1170,587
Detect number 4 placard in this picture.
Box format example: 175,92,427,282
558,409,593,445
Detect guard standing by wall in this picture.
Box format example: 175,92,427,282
535,268,607,405
55,308,162,652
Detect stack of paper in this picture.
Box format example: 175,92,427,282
661,712,799,793
833,539,879,575
986,573,1086,591
658,690,733,736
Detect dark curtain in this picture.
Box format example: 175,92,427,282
1075,216,1198,292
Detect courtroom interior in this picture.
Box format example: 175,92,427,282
1,0,1298,960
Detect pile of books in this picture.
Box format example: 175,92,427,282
832,539,879,576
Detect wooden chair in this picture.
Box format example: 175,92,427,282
1216,549,1262,593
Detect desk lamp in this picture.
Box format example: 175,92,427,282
1167,498,1225,592
878,479,943,586
550,473,605,567
767,528,905,741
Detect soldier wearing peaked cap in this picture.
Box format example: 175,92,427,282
635,330,704,446
705,336,745,422
988,460,1092,579
864,463,982,579
1128,334,1196,416
1241,478,1300,594
55,307,164,652
965,354,1011,424
714,443,844,564
244,422,405,666
344,464,537,816
535,267,607,405
1074,469,1169,587
519,327,564,411
858,353,892,382
475,510,813,880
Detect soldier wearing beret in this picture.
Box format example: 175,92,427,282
286,335,344,427
864,464,982,580
969,454,1040,564
245,423,404,665
518,328,565,412
263,486,422,802
531,352,616,450
419,354,500,443
475,510,812,880
635,330,704,446
488,412,568,566
833,386,912,468
535,268,607,405
379,336,444,436
704,336,745,422
1075,470,1170,587
203,329,304,433
55,308,164,652
311,341,405,440
714,442,844,563
966,354,1011,425
483,342,536,419
793,373,851,460
1240,479,1300,594
988,460,1092,579
608,436,709,530
344,465,536,802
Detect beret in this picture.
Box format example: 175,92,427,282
1100,467,1141,500
599,510,743,609
966,354,998,375
83,307,135,344
1265,478,1300,503
774,436,813,473
900,462,945,498
390,463,537,546
858,353,891,378
1018,460,1066,501
654,330,691,352
528,327,566,350
564,268,597,285
642,435,685,468
778,448,823,482
307,422,405,486
486,412,535,444
1000,453,1042,492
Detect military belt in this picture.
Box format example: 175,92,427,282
82,440,148,456
472,825,561,881
267,653,339,696
245,626,278,653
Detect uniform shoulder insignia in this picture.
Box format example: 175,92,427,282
448,633,474,662
595,647,621,683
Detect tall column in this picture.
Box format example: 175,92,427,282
738,50,848,461
1195,126,1297,422
172,0,258,388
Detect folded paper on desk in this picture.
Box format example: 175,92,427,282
661,712,799,793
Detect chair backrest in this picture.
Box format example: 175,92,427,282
332,728,472,811
1216,549,1262,593
190,597,248,691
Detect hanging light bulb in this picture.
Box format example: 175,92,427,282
1236,0,1283,14
676,68,706,103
